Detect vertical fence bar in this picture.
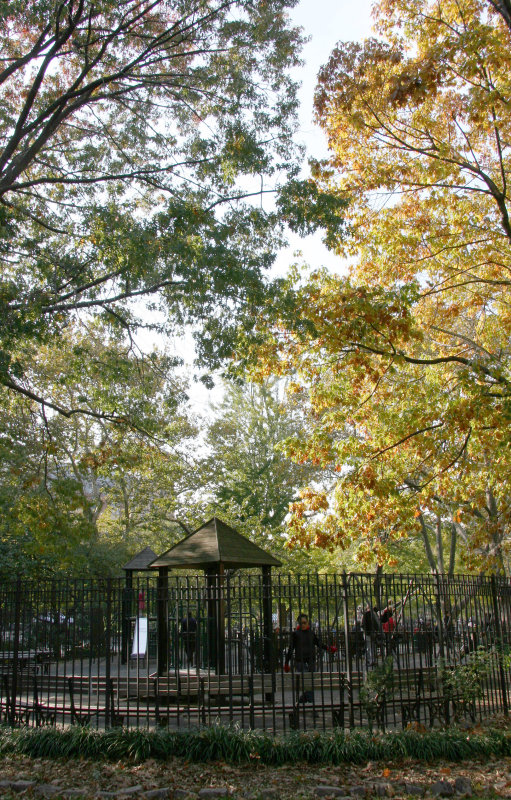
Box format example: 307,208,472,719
491,575,509,717
342,571,353,729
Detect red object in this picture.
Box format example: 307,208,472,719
383,617,396,633
138,591,145,612
329,645,337,654
284,663,290,673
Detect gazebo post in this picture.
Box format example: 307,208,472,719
121,546,158,666
206,565,226,674
218,563,226,675
157,567,169,676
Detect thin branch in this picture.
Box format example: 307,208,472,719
369,422,444,459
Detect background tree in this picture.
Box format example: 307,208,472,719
187,378,346,571
245,0,511,573
204,380,315,527
0,0,303,421
0,322,198,578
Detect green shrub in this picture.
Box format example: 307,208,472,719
1,722,511,765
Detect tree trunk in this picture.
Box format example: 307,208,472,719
419,513,438,573
435,514,445,574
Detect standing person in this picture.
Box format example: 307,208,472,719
380,599,396,656
362,603,382,668
380,600,395,633
283,613,336,724
180,611,197,667
352,606,365,660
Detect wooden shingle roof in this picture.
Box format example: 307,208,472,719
122,546,158,572
149,517,281,570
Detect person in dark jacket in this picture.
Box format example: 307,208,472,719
362,603,382,668
284,613,336,703
180,611,197,667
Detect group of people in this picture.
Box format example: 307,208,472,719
282,601,397,683
282,605,396,726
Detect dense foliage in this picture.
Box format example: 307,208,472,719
0,0,308,575
0,323,198,578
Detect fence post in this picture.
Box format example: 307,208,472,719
342,571,354,729
9,577,22,727
491,575,508,717
121,572,132,665
262,566,273,676
434,572,450,724
105,578,112,727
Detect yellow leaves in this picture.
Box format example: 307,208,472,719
314,531,331,548
244,2,511,571
287,381,304,395
298,487,329,512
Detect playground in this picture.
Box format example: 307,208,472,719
1,521,511,733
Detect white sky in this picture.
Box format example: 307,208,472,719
290,0,375,159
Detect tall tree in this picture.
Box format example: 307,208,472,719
245,0,511,573
204,380,316,528
0,0,303,421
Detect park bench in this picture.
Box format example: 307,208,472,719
1,674,56,726
0,650,51,676
67,676,124,727
31,675,57,726
392,665,453,728
271,670,364,730
393,664,476,728
1,674,31,725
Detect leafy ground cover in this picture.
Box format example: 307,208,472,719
1,750,511,798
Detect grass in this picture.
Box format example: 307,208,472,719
1,722,511,765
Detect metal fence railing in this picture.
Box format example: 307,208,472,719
1,573,510,732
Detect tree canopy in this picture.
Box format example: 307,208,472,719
0,0,303,422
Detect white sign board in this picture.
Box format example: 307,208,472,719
131,617,148,658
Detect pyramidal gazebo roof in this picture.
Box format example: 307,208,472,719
122,546,158,572
149,517,281,570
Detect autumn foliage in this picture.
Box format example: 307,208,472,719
249,0,511,573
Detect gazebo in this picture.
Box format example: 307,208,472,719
122,546,158,579
149,518,281,675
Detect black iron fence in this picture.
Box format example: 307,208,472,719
1,572,510,733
